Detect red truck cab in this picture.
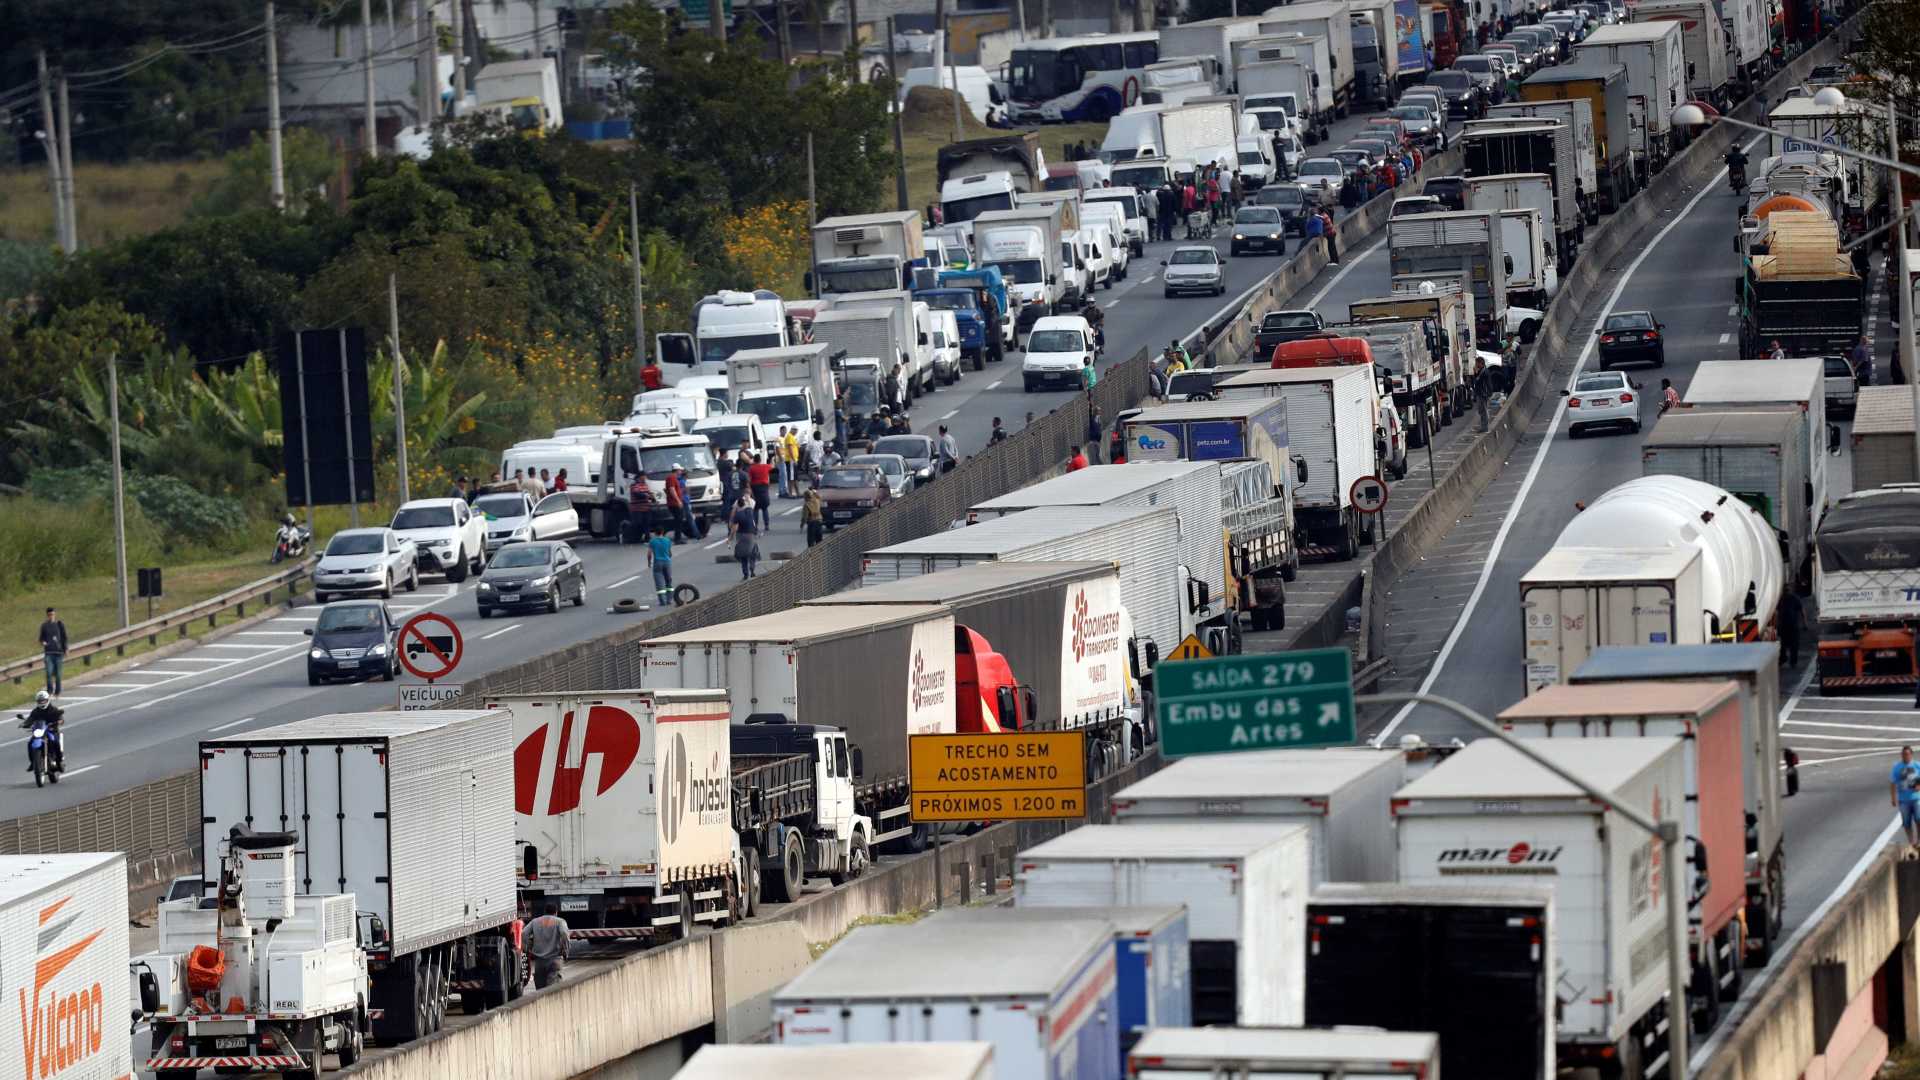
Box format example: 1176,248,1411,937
1272,334,1376,369
955,625,1036,733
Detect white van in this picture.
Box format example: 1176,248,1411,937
1085,187,1148,256
499,439,601,493
692,413,769,459
1069,229,1112,291
928,309,963,386
1080,204,1132,276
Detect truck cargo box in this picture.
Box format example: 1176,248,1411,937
1641,407,1811,580
1850,385,1917,491
1128,1028,1440,1078
1684,358,1829,524
1211,366,1376,512
677,1044,994,1079
1519,546,1705,692
0,853,131,1079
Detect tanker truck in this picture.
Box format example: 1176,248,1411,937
1518,475,1785,692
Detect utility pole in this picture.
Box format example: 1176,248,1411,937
532,0,543,56
847,0,860,52
946,14,963,141
267,1,286,210
389,274,411,505
416,0,436,134
776,0,792,66
630,184,647,373
709,0,726,43
35,51,68,254
362,0,380,156
807,132,820,292
57,73,76,251
450,0,467,107
106,354,130,630
888,16,908,212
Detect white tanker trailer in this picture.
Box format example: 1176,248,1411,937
1518,474,1785,692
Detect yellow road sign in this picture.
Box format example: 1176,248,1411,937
911,788,1088,822
1165,633,1214,661
908,731,1088,822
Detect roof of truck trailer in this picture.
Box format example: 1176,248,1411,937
1520,545,1698,583
1311,881,1554,908
1129,398,1282,421
926,903,1186,936
677,1044,995,1079
641,602,949,645
776,919,1113,1001
1572,643,1779,681
0,853,121,907
1498,679,1739,720
1684,358,1820,404
806,561,1113,606
1019,821,1304,860
1395,736,1681,801
863,505,1168,556
1854,384,1916,435
1644,407,1798,447
972,461,1219,510
1117,747,1401,800
1130,1028,1440,1068
1216,365,1370,387
1578,21,1680,42
1523,62,1627,83
205,711,497,744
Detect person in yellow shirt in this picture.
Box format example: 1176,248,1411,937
779,427,801,497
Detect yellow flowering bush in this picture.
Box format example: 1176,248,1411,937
722,201,810,297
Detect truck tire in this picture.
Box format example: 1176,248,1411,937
763,830,805,904
831,832,869,885
1407,406,1429,449
337,1011,365,1067
1690,944,1721,1034
677,886,697,940
371,955,422,1045
1336,513,1359,561
743,848,762,917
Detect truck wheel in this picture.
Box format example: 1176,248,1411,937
1336,514,1360,561
1281,557,1298,583
763,830,805,904
677,886,697,940
1690,944,1721,1034
338,1012,364,1066
831,832,870,885
744,848,762,917
1407,407,1429,449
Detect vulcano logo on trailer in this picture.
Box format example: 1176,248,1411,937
661,731,728,844
19,894,106,1079
1436,841,1564,873
513,706,642,816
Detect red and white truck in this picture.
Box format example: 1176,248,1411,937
0,853,130,1080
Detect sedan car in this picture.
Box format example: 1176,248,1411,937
1296,158,1347,206
1162,246,1226,297
1565,369,1642,437
476,541,586,617
305,599,398,685
1253,182,1312,233
847,452,914,498
474,490,578,553
1595,310,1666,368
1426,70,1484,118
817,464,894,528
1388,105,1441,147
390,498,487,581
871,434,938,485
1230,207,1288,256
1023,315,1098,390
312,527,417,603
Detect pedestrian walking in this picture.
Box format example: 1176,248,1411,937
803,488,825,547
524,902,571,989
729,497,762,579
1851,335,1874,387
672,466,700,539
1081,357,1098,393
1204,170,1223,223
38,608,67,697
746,454,774,529
1086,405,1104,463
1778,589,1805,666
648,526,675,607
1895,747,1920,855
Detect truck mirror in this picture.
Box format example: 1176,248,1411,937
1783,748,1800,796
137,969,160,1015
1144,640,1161,669
996,685,1019,730
303,627,314,636
1021,687,1037,727
1295,458,1309,484
522,844,538,881
804,271,814,292
1504,254,1514,275
1828,424,1842,454
850,746,864,777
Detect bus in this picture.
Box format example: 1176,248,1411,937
1005,32,1161,124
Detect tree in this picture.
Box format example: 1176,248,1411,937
190,127,339,218
1850,0,1920,125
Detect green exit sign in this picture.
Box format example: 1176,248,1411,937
1156,647,1357,757
680,0,734,22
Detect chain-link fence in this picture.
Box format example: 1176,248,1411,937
0,771,201,897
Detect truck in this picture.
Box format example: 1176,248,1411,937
1101,105,1172,162
635,605,959,851
1814,486,1920,693
926,905,1191,1068
1261,340,1411,478
1498,682,1752,1027
936,133,1047,237
1348,0,1404,106
1305,883,1555,1080
774,919,1121,1079
1159,101,1240,173
1489,207,1556,308
489,689,869,937
1259,2,1357,115
1460,123,1584,258
1570,643,1788,965
808,308,916,409
913,281,997,370
1486,98,1602,225
972,205,1070,335
1736,222,1864,360
1388,211,1508,346
809,211,924,296
652,289,796,387
934,265,1016,356
1394,736,1686,1079
1574,22,1688,182
1632,0,1732,107
1211,366,1380,560
1110,748,1401,885
472,58,562,132
136,830,370,1075
807,561,1148,777
1850,385,1917,491
1641,408,1812,588
1685,358,1831,525
1392,0,1430,84
200,712,521,1044
1318,320,1448,446
1238,59,1328,144
1350,284,1479,425
1016,823,1310,1028
579,427,724,540
1158,16,1266,91
1723,0,1770,89
1419,0,1468,69
1522,64,1635,212
726,342,839,433
1139,58,1224,108
828,289,937,394
681,1044,994,1078
1128,1029,1440,1078
1518,475,1785,692
0,854,132,1078
1120,399,1292,488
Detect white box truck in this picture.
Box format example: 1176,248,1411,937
0,854,130,1079
1389,211,1509,343
1258,3,1356,114
1159,102,1240,173
1641,408,1812,587
199,712,520,1044
830,289,935,395
1463,171,1564,291
1211,366,1379,561
1575,22,1687,176
677,1044,994,1079
972,205,1070,333
1238,53,1333,142
472,58,561,131
1016,822,1310,1029
1632,0,1731,107
1684,357,1830,525
1158,16,1266,89
1109,748,1401,885
726,342,839,432
1851,385,1917,490
810,211,924,296
1394,737,1686,1079
1520,546,1706,692
1489,98,1601,217
1128,1028,1440,1078
808,309,914,407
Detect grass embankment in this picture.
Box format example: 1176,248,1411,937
0,159,223,248
897,88,1109,216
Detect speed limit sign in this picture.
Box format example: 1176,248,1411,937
1350,476,1389,515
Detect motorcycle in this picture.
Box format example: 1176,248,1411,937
16,713,64,788
271,518,311,564
1728,161,1747,192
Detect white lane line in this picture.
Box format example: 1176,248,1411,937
153,657,230,665
1139,273,1157,284
1778,731,1920,743
124,669,220,677
51,696,97,703
60,765,99,779
209,717,256,733
74,683,156,689
237,630,308,636
1718,332,1731,344
201,643,288,650
940,409,959,420
481,623,522,641
270,615,317,623
1785,718,1920,733
1297,234,1390,312
704,537,729,550
1799,749,1909,767
125,652,307,713
987,380,1003,389
1727,304,1738,316
1791,705,1920,716
603,574,642,591
781,506,801,516
1374,158,1735,747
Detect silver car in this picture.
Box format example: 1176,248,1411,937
847,452,914,498
1229,207,1288,256
312,527,418,603
1162,246,1226,297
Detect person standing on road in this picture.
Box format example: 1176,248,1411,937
664,466,691,543
1320,209,1340,264
1894,746,1920,855
1852,335,1874,387
729,497,762,579
1157,183,1179,242
1081,357,1098,394
938,425,960,473
524,902,571,989
746,454,774,529
1778,588,1805,666
803,488,825,547
648,526,675,607
1086,405,1104,463
38,608,66,698
989,417,1009,445
717,452,736,510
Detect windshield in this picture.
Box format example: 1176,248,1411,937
919,291,975,312
873,436,931,461
1044,174,1083,191
1111,165,1167,189
1009,48,1078,101
1602,312,1654,331
739,393,810,425
1391,107,1431,123
316,605,382,633
473,495,528,520
696,423,755,451
1330,152,1367,167
1266,312,1319,329
1236,208,1282,224
1088,196,1135,218
851,455,903,476
817,265,902,293
492,544,553,569
392,506,454,530
1429,71,1471,90
641,444,717,479
942,190,1014,225
1258,186,1306,207
1168,372,1213,394
1253,112,1289,132
1027,328,1086,353
1301,160,1342,177
989,259,1044,285
821,468,878,489
325,532,386,556
1237,151,1265,166
1457,58,1491,73
1170,249,1215,265
1574,372,1626,392
1825,357,1854,377
699,332,782,368
844,377,878,408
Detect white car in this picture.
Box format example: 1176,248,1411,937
390,498,487,582
1565,369,1641,437
1296,158,1347,207
1162,245,1226,297
312,528,418,604
473,490,578,553
1022,315,1097,393
929,308,963,385
1505,303,1546,343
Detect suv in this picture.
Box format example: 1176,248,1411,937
390,498,487,582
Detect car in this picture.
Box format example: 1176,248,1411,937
816,464,893,528
1483,43,1524,79
1400,89,1448,120
1296,158,1347,206
928,308,964,384
1425,70,1484,118
475,540,587,617
1506,303,1546,344
1392,195,1446,218
1422,175,1468,211
846,452,914,498
1595,310,1666,368
1328,147,1378,175
1510,25,1562,63
1230,206,1288,256
1565,369,1642,437
1388,105,1441,146
1255,309,1327,354
1161,246,1226,298
1823,355,1860,417
1253,182,1313,233
157,875,203,907
390,497,487,582
871,433,938,483
1497,36,1541,73
1165,368,1218,401
304,599,399,685
473,490,578,553
1366,117,1411,149
312,527,418,603
1023,314,1099,390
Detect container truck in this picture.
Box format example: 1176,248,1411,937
1109,748,1401,885
635,605,958,851
1522,63,1634,211
1210,366,1379,560
1102,105,1172,162
1574,22,1687,182
1238,51,1333,143
1139,58,1223,108
936,133,1047,236
935,265,1017,356
1498,681,1751,1024
1158,16,1266,90
1389,211,1508,346
678,1044,994,1078
1016,823,1310,1028
926,905,1191,1067
1128,1029,1441,1078
1571,643,1788,965
1460,123,1586,257
726,342,840,431
1393,0,1430,84
972,205,1071,334
809,211,924,296
1814,486,1920,693
1250,344,1410,477
1632,0,1732,107
1119,399,1291,485
1684,358,1831,525
1394,736,1686,1080
472,58,562,132
1487,207,1556,308
1736,223,1864,360
1306,883,1555,1080
1349,284,1478,421
200,712,521,1044
0,854,131,1078
1641,408,1812,587
808,309,914,411
1486,97,1602,224
1722,0,1768,88
774,919,1122,1080
1348,0,1404,105
1319,319,1449,444
1159,101,1240,173
830,289,938,395
1851,386,1917,490
1259,3,1357,115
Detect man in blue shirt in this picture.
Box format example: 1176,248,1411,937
647,526,675,608
1892,745,1920,853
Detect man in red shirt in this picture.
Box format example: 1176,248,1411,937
639,357,664,392
1066,448,1089,472
745,455,775,529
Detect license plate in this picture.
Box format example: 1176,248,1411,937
559,898,590,912
214,1037,247,1051
1590,397,1612,406
499,593,520,603
831,511,855,520
336,659,359,669
1620,333,1641,341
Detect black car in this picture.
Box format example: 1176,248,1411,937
1255,309,1328,354
305,600,398,685
872,434,938,485
476,540,587,617
1422,175,1468,211
1595,310,1666,368
1425,71,1484,118
1253,183,1312,233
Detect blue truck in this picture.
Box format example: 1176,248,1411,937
913,267,1014,369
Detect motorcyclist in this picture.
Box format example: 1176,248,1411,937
20,691,64,774
1725,145,1749,189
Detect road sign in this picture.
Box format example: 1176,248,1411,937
397,612,463,681
908,731,1088,822
1165,633,1215,661
1156,647,1357,758
399,683,463,710
1350,475,1389,515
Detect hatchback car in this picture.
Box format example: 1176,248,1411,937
1162,246,1226,298
312,527,417,603
305,600,398,685
1425,70,1484,118
1230,207,1288,256
846,452,914,498
871,434,938,484
1565,369,1641,437
476,540,586,617
817,464,893,528
1595,310,1666,368
1296,158,1347,206
1253,183,1312,233
473,490,578,553
1388,105,1441,146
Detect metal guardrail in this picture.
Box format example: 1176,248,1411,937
0,559,314,686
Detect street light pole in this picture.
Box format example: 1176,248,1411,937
1886,96,1916,480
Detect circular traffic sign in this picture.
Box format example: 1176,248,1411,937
1350,475,1389,515
398,612,464,681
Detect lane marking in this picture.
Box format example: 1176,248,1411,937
1298,234,1390,312
126,652,308,713
1791,705,1920,717
602,574,642,591
237,630,308,636
940,409,959,420
1778,731,1920,743
704,537,729,550
1727,304,1738,316
60,765,98,779
200,643,289,650
781,506,801,516
209,717,255,733
1786,718,1920,733
480,623,522,641
1798,749,1910,767
1718,332,1731,344
987,380,1003,389
51,696,97,703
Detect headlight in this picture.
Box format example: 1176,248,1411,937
1233,233,1246,240
438,540,455,549
369,643,389,657
310,648,329,661
531,575,554,588
855,499,876,508
510,527,531,540
478,581,494,592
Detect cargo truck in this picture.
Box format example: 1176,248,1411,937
1349,0,1404,104
1016,823,1310,1028
1305,883,1555,1080
578,427,724,540
726,342,839,432
1392,0,1430,83
1736,225,1864,360
774,920,1122,1080
1522,63,1635,211
1632,0,1732,107
1722,0,1768,88
635,605,959,851
972,205,1071,334
1814,486,1920,693
1461,122,1587,257
1110,748,1401,885
1851,386,1917,490
1389,211,1509,346
809,211,925,295
1159,101,1240,173
1119,398,1291,485
1486,97,1602,225
1641,408,1812,587
1,854,131,1078
200,712,521,1044
1395,737,1686,1080
933,265,1016,356
1571,643,1788,965
1259,3,1357,115
1129,1029,1441,1078
1319,320,1448,444
652,289,797,388
1350,284,1478,421
936,133,1047,237
1263,339,1411,476
1767,96,1888,229
1239,55,1332,143
680,1044,994,1078
1159,16,1266,91
1498,681,1752,1027
1213,365,1381,560
1685,358,1831,525
829,289,937,395
808,308,915,410
1575,22,1687,183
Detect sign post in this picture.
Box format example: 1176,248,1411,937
397,611,464,708
1350,475,1389,547
910,730,1088,908
1155,647,1356,757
